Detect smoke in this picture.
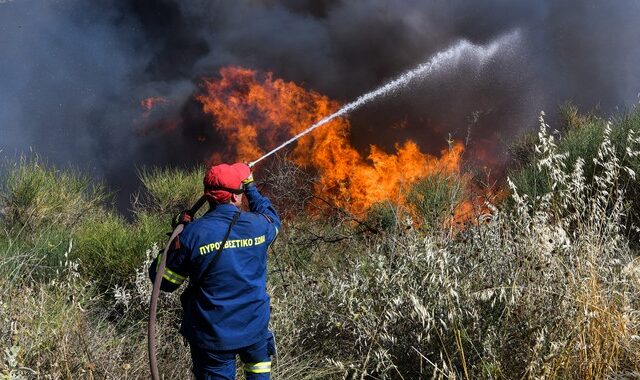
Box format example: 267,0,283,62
1,0,640,208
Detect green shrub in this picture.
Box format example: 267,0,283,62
1,225,74,283
509,106,640,228
138,166,205,215
0,160,204,287
135,211,170,243
0,157,109,282
66,165,206,287
72,211,158,287
0,157,107,233
364,201,398,231
616,110,640,227
406,173,464,229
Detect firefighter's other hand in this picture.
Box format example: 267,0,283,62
172,210,193,229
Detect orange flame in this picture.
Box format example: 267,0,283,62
137,96,178,135
197,67,465,215
140,96,168,117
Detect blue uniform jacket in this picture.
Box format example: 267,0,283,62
149,185,280,350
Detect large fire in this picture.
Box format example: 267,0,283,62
196,67,467,216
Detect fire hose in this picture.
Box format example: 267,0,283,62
148,195,206,380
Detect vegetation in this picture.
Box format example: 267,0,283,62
1,108,639,379
509,106,640,231
406,172,465,231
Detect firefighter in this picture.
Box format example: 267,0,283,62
149,162,280,379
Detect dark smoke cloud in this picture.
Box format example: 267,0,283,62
1,0,640,209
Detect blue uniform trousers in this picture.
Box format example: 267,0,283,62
190,332,275,380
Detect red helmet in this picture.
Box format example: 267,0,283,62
203,163,251,203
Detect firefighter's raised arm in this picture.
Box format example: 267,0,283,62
242,170,281,232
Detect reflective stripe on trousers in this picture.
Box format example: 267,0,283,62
244,361,272,374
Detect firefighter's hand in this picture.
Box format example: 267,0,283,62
171,210,193,229
242,168,255,190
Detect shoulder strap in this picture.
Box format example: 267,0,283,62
192,211,241,286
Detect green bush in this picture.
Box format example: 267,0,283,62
364,201,398,231
0,157,107,233
138,165,205,216
1,225,73,282
0,157,109,282
0,158,199,288
406,173,464,229
72,211,161,287
616,110,640,227
509,106,640,227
